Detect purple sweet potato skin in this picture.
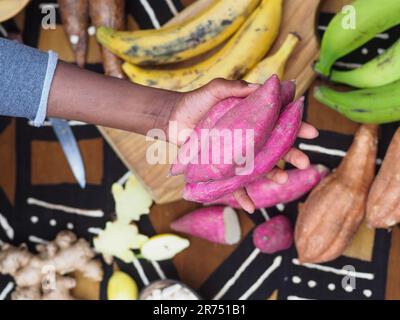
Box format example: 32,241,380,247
183,97,304,203
170,80,296,176
170,97,242,176
281,80,296,108
208,165,329,208
185,75,282,183
170,206,229,244
253,215,293,254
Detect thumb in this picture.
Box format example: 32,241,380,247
205,78,260,100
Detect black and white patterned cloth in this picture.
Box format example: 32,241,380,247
0,1,399,300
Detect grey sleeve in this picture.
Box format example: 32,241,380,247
0,38,58,126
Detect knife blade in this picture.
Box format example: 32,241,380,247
49,117,86,188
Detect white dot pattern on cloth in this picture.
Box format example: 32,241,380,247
328,283,335,291
377,48,385,55
363,289,372,298
67,223,74,230
308,280,317,288
292,276,301,284
49,219,57,226
30,216,39,224
344,285,354,293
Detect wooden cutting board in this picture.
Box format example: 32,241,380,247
98,0,321,204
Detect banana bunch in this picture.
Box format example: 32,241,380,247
315,0,400,76
314,81,400,124
313,0,400,124
122,0,283,91
330,39,400,89
243,32,300,84
96,0,260,66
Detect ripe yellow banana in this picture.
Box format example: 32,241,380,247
243,33,300,83
123,0,283,91
97,0,260,65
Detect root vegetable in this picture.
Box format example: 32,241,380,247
185,75,282,183
58,0,89,68
295,124,378,264
93,221,149,263
209,165,329,209
253,215,293,254
112,175,153,224
89,0,125,78
366,127,400,228
0,231,103,300
170,206,241,245
171,80,296,177
183,97,304,203
170,97,242,176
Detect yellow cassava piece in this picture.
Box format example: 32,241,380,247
93,221,148,263
112,175,153,223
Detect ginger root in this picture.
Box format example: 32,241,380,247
0,231,103,300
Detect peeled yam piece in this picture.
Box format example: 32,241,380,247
171,206,241,245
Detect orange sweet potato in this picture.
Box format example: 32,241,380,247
58,0,89,68
89,0,126,78
295,124,378,263
366,127,400,228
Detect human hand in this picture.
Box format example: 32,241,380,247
169,78,319,213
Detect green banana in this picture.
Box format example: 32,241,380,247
315,0,400,76
330,39,400,88
314,80,400,124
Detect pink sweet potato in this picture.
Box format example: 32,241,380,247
208,165,329,209
183,97,304,203
280,80,296,108
170,206,241,245
170,80,296,177
185,75,282,183
253,215,293,254
170,97,242,176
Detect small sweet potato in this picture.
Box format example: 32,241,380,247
185,75,282,183
170,97,242,176
295,124,378,263
253,215,293,254
170,80,296,176
208,165,329,209
183,97,304,203
366,127,400,228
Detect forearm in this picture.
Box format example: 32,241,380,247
0,38,57,125
47,61,181,135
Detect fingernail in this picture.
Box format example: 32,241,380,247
299,160,311,169
246,207,255,214
242,203,255,214
312,129,319,138
248,83,260,88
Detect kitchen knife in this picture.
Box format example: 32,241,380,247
49,117,86,188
